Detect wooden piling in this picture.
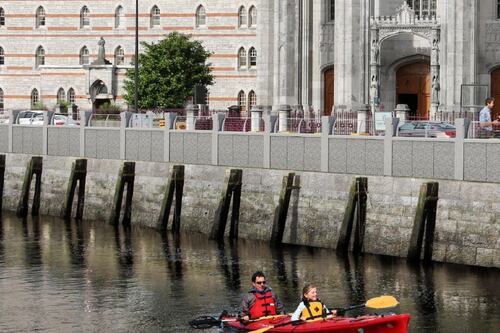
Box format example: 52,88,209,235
16,156,43,218
0,155,5,216
270,173,297,245
408,182,439,262
62,159,87,221
210,169,243,241
109,161,135,226
336,177,368,254
158,165,185,233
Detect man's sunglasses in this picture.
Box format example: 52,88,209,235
255,281,266,285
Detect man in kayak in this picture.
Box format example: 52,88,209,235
239,271,286,321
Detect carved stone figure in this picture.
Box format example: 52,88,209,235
371,40,379,64
98,37,106,61
432,75,440,103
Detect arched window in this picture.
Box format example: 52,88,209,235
238,47,247,68
150,6,160,27
31,89,39,108
36,6,46,28
248,90,257,110
238,6,247,27
249,47,257,68
0,8,5,27
67,88,75,104
249,6,257,27
326,0,335,22
35,46,45,68
406,0,437,18
196,5,206,27
237,90,246,113
115,6,124,28
0,88,4,111
79,46,89,65
57,88,65,103
0,47,4,65
115,46,125,65
80,6,90,28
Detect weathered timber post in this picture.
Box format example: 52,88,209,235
270,172,299,245
0,155,5,216
16,156,43,218
336,177,368,254
109,161,135,226
61,159,87,221
210,169,243,241
158,165,185,233
407,182,439,262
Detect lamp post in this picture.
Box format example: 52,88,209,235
134,0,139,113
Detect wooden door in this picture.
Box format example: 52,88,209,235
492,68,500,119
324,68,334,116
396,63,430,118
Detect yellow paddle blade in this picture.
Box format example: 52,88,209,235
365,295,399,309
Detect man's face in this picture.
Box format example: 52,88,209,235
252,276,266,291
488,101,495,109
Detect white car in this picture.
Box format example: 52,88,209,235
17,111,44,125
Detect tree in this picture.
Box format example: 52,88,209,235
124,32,214,109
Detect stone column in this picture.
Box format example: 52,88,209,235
278,104,292,132
395,104,410,124
430,28,440,118
301,0,311,108
250,105,263,132
185,104,199,131
370,28,380,110
357,104,370,134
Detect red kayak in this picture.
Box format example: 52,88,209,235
222,313,411,333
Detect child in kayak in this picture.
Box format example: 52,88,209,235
291,283,335,321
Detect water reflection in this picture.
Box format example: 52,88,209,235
0,212,498,333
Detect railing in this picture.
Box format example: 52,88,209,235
466,121,500,139
194,116,213,131
222,117,250,132
88,114,121,127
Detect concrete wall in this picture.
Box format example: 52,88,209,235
1,153,499,268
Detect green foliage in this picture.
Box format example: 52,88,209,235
96,102,122,114
124,32,214,109
57,100,70,114
32,101,48,110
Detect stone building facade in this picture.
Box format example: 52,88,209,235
0,1,500,118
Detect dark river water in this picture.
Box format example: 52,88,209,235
0,212,499,333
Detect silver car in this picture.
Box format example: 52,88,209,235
397,121,456,138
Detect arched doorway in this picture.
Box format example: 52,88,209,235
324,68,334,116
90,80,111,112
396,62,430,118
492,68,500,119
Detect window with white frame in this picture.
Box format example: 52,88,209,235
249,47,257,68
248,90,257,109
115,6,124,28
238,90,246,113
35,46,45,68
80,6,90,28
57,88,65,104
0,47,4,65
31,89,39,108
151,6,160,27
0,8,5,27
196,5,206,27
406,0,437,18
79,46,89,65
249,6,257,27
238,6,247,27
115,46,125,65
36,6,46,28
0,88,4,111
67,88,75,104
238,47,247,68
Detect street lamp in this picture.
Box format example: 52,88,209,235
134,0,139,113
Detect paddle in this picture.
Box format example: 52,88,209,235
189,313,286,329
248,295,399,333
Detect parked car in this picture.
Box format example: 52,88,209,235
397,121,456,138
17,111,44,125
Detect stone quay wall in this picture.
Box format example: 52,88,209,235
1,153,499,269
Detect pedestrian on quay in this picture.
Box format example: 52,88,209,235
479,97,498,138
239,271,285,322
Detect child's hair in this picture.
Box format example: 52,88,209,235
302,283,317,297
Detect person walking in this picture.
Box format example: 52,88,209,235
479,97,497,138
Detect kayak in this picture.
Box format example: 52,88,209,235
222,313,411,333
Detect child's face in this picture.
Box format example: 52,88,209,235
304,287,318,301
